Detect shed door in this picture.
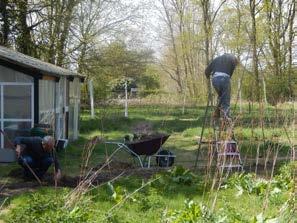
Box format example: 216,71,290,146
55,78,66,139
0,83,34,148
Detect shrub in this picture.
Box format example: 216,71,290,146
274,162,296,190
5,192,90,223
223,162,295,198
135,188,164,211
152,166,198,191
266,76,291,105
162,200,216,223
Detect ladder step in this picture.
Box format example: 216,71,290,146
218,152,241,156
218,164,243,168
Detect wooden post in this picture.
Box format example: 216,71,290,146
238,78,242,113
124,81,128,118
88,79,95,118
182,90,186,115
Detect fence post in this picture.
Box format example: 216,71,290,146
238,78,242,113
88,79,95,118
124,81,128,117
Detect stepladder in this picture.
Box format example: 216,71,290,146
212,117,243,172
215,140,243,172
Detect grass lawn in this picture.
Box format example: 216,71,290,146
0,103,296,222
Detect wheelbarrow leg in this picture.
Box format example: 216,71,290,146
129,150,143,168
120,143,144,168
148,156,151,168
142,156,150,168
105,142,144,168
137,156,144,168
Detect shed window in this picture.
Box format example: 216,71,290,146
0,65,33,82
39,80,55,126
4,85,32,119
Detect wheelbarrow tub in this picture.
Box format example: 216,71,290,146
125,134,170,156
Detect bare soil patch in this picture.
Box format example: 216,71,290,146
0,162,165,199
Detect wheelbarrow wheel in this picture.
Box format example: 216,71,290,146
156,150,174,167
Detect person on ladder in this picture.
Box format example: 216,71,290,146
205,53,239,134
205,54,243,171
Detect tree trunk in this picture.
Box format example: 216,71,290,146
56,0,78,66
201,0,213,106
249,0,261,102
161,0,183,93
288,0,296,98
16,0,35,56
0,0,10,46
45,0,79,66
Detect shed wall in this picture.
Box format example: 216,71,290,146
69,77,81,140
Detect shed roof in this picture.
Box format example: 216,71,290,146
0,46,84,79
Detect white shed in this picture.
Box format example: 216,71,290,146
0,46,84,149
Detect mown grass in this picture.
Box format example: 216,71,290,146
1,103,294,179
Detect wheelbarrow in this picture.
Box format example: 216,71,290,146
105,134,175,168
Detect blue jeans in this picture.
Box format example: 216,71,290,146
18,155,53,179
212,75,231,118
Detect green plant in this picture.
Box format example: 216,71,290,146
5,192,90,223
223,172,287,197
217,201,249,223
224,173,258,194
274,162,295,190
154,166,197,187
162,200,216,223
266,76,291,105
223,162,294,208
107,182,129,204
135,188,163,211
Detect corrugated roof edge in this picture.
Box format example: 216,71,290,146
0,45,85,80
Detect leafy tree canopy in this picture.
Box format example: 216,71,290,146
83,41,159,99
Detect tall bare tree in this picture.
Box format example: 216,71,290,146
159,0,183,93
15,0,36,56
72,0,139,75
197,0,226,106
286,0,296,97
249,0,261,101
0,0,10,46
40,0,81,66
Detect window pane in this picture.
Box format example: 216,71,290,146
4,85,32,119
0,65,33,82
4,122,31,148
39,80,55,124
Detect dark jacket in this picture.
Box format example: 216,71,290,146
14,136,60,170
205,54,237,78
